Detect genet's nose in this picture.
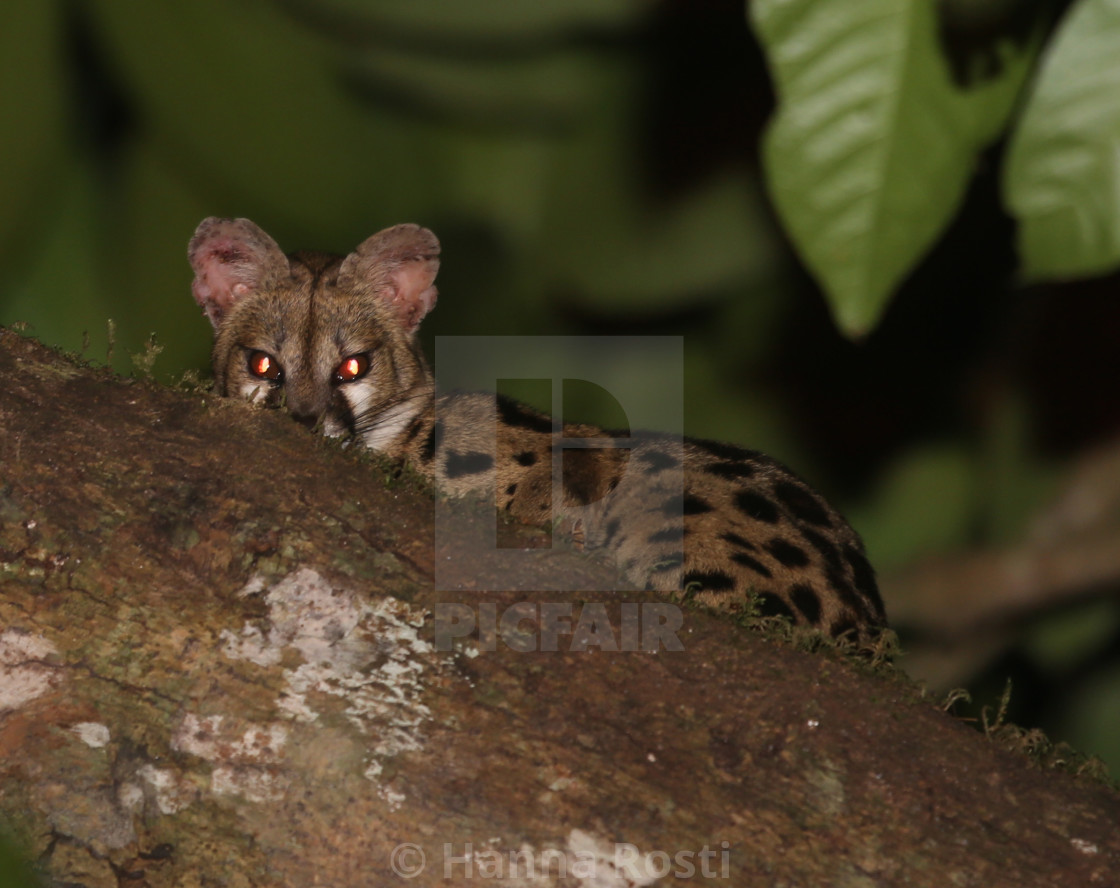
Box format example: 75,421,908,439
289,411,320,430
285,384,329,430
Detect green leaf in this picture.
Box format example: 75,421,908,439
543,61,780,312
0,2,66,269
1058,656,1120,781
345,44,595,128
87,0,414,233
115,137,220,380
276,0,643,41
849,444,976,571
1004,0,1120,280
1023,598,1120,674
0,160,122,369
751,0,1033,337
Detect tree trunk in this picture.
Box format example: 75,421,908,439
0,327,1117,887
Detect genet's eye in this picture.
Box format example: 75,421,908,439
334,354,370,383
248,350,283,382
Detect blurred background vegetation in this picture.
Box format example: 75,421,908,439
2,0,1120,781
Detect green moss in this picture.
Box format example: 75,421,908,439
129,332,165,378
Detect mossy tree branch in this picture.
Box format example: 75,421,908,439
0,328,1117,887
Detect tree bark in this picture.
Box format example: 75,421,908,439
0,327,1117,887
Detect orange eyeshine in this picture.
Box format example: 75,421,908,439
248,350,282,381
335,354,370,383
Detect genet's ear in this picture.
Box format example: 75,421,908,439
338,224,440,334
188,217,289,330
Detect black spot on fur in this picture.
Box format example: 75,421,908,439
421,421,441,463
702,461,757,479
844,544,885,620
766,538,810,568
505,483,518,497
731,551,773,578
445,450,494,478
800,527,843,571
562,476,595,507
515,450,538,467
789,584,822,624
604,518,622,544
755,593,795,621
683,495,713,514
402,414,427,446
826,566,866,615
497,394,553,434
562,449,609,507
637,449,680,472
649,526,685,544
661,494,713,516
735,490,780,523
773,480,832,527
721,531,757,551
683,570,735,591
